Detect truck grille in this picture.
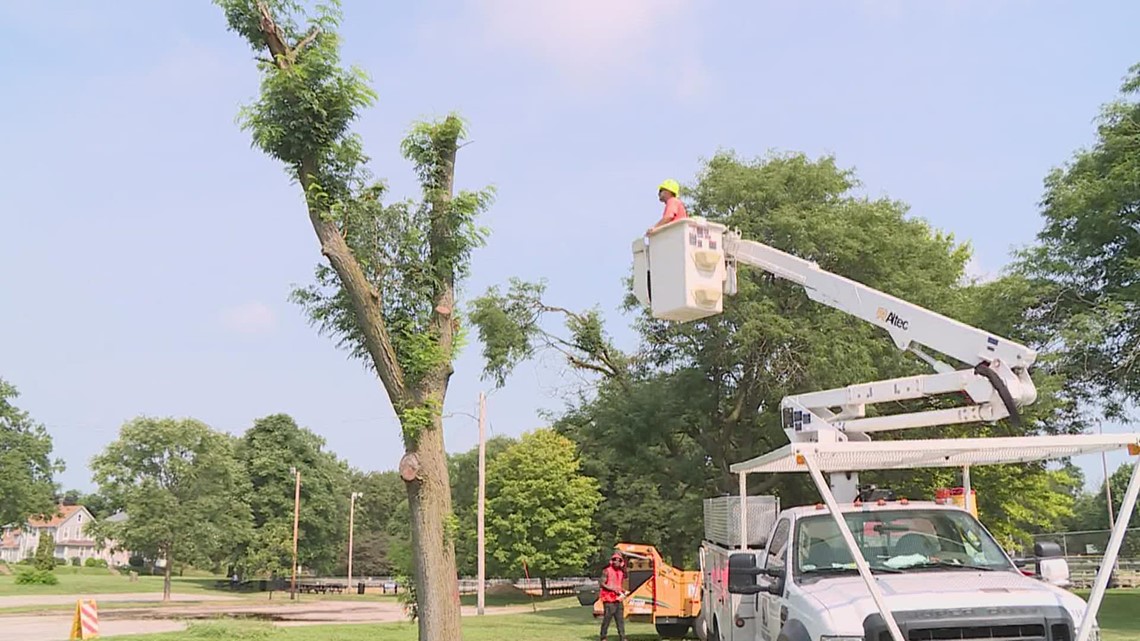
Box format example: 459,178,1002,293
890,623,1045,641
864,606,1073,641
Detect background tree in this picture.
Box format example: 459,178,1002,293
1069,462,1140,557
485,429,601,594
90,417,252,600
0,377,62,527
59,489,112,518
340,469,407,576
479,151,1080,557
449,435,514,576
33,532,56,571
236,413,351,576
216,3,494,636
1015,62,1140,418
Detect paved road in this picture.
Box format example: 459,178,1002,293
0,596,533,641
0,617,185,641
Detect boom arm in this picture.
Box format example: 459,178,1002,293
632,218,1038,447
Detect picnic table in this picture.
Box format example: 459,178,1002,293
295,581,347,594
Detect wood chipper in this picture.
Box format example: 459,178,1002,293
592,543,701,639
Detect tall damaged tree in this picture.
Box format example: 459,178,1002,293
215,2,493,638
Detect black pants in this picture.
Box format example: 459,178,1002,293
600,600,625,639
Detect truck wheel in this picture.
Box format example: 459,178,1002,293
694,610,709,641
656,622,693,638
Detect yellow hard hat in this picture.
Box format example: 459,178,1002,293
658,179,680,196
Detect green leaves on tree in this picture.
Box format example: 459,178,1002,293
470,278,628,387
0,377,63,528
89,416,252,600
235,414,352,576
1013,62,1140,418
485,429,602,579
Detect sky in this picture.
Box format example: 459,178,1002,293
2,0,1138,498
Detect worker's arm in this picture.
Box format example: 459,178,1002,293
599,572,615,592
648,199,684,234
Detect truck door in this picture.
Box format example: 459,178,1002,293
759,518,791,641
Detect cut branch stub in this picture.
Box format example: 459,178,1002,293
399,452,421,482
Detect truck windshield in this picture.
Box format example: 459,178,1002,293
793,509,1013,577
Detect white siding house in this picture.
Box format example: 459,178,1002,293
1,505,130,566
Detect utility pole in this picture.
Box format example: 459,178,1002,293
291,466,301,600
348,491,363,592
477,391,487,616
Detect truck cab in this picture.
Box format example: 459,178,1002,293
700,499,1097,641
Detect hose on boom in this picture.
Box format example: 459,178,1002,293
973,362,1022,428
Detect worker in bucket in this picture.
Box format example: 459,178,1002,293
598,551,628,641
647,178,688,234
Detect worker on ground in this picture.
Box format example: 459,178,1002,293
598,552,628,641
647,178,687,234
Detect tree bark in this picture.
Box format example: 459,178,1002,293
405,412,461,640
162,556,172,602
399,115,464,640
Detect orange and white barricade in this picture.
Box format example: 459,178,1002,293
69,599,99,639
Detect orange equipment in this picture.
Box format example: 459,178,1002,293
592,543,701,639
935,486,978,517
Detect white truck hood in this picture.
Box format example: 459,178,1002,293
800,570,1088,627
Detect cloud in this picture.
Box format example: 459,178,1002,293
465,0,702,93
219,302,277,334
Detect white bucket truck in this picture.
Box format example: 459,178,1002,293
631,218,1140,641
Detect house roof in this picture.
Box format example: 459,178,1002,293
27,505,83,528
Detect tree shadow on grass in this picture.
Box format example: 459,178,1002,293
529,606,696,641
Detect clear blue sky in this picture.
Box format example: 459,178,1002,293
2,0,1137,495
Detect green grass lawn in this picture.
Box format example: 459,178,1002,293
0,568,227,597
112,604,662,641
1073,589,1140,641
106,589,1140,641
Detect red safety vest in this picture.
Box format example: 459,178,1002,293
600,566,625,603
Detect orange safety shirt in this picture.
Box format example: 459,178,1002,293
661,196,688,225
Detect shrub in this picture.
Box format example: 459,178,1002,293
15,568,59,585
71,557,81,566
84,557,109,568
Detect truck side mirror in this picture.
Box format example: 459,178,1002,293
1034,541,1063,559
727,553,764,595
1031,541,1070,587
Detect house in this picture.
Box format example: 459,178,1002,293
0,505,130,566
